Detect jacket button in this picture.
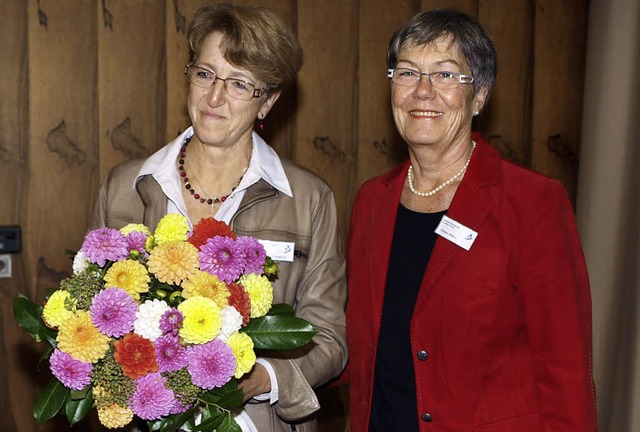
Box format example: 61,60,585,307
421,413,433,422
416,350,429,361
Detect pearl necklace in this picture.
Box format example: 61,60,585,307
407,141,476,197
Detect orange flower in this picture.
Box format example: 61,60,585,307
113,333,158,379
188,217,236,250
227,283,251,326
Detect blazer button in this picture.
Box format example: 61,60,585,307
421,413,433,422
416,350,429,361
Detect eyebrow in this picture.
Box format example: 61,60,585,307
196,62,256,83
396,58,464,70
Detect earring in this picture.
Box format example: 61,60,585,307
473,110,479,116
257,113,265,131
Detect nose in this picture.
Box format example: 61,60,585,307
414,73,436,99
206,77,226,104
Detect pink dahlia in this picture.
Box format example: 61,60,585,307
80,228,129,267
125,231,149,258
159,308,183,336
186,339,236,390
155,334,187,373
236,236,266,274
130,372,176,420
90,287,137,337
199,236,245,283
50,349,92,390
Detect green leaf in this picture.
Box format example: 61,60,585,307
65,388,93,425
266,303,295,316
12,295,58,348
33,378,69,423
13,296,44,336
215,387,244,410
242,314,317,350
148,405,199,432
70,386,90,401
191,408,225,432
215,414,242,432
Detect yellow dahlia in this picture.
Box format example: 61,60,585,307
227,332,256,379
119,223,151,236
182,270,230,308
178,296,222,344
57,310,110,363
239,274,273,318
97,402,134,429
42,290,76,328
104,259,150,300
147,240,199,285
154,214,189,245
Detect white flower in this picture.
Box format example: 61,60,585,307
72,250,90,275
133,299,170,341
218,306,243,342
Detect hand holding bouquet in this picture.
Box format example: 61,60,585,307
13,214,316,431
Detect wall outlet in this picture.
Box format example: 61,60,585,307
0,254,11,278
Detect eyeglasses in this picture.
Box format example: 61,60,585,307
184,64,268,101
387,68,474,90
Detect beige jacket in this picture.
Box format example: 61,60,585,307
91,157,348,432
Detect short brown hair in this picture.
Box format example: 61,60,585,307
187,3,303,93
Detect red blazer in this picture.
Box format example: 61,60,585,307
346,134,597,431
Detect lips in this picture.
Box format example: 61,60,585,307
409,110,443,117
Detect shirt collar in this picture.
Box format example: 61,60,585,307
134,127,292,197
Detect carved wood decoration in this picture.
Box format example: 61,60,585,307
0,1,587,430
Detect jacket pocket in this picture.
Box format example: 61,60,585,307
473,412,541,432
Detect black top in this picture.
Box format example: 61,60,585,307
369,205,445,432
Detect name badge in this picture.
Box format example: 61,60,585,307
258,240,295,262
434,215,478,251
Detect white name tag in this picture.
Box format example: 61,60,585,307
258,240,295,262
434,215,478,251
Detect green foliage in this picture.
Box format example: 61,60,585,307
12,295,57,348
242,305,318,350
33,378,68,423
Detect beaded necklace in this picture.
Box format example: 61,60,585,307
178,136,248,212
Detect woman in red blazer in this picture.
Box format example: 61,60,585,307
346,9,597,432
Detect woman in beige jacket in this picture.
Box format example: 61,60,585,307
91,4,347,431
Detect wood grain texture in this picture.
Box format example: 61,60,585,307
531,0,588,203
477,0,534,165
98,0,166,181
0,1,589,430
296,0,358,239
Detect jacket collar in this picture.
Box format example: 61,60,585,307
368,133,501,309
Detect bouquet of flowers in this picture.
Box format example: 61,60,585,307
13,214,316,431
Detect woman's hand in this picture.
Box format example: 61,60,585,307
238,362,272,402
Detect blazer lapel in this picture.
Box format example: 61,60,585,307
368,164,409,322
135,175,168,232
417,136,501,305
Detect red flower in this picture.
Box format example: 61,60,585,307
114,333,158,379
189,217,237,250
227,283,251,326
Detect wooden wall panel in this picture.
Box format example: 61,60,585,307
355,0,415,192
0,1,590,430
26,0,98,275
166,0,196,141
1,2,29,431
477,0,533,164
531,0,588,203
421,0,478,16
98,0,166,181
296,0,358,239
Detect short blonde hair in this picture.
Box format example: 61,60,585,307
187,3,303,93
